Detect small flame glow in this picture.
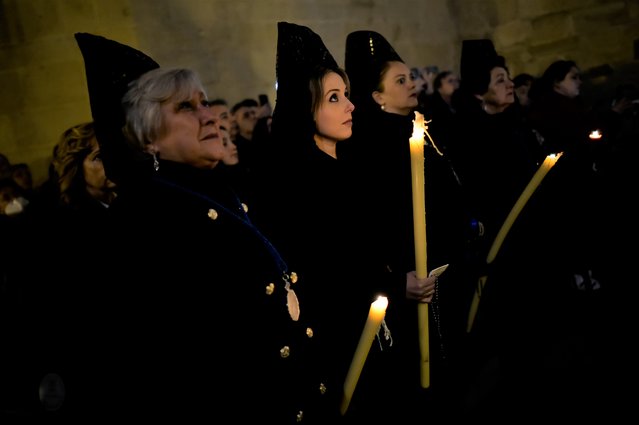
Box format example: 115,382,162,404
589,129,602,140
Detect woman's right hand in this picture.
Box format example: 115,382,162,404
405,270,437,303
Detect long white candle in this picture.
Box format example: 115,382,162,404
341,296,389,415
409,111,430,388
486,153,562,263
466,153,563,332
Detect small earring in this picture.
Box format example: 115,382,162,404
152,152,159,171
381,104,386,111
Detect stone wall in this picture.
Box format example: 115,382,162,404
1,0,637,184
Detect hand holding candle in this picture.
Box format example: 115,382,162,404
341,296,389,415
466,153,563,332
409,111,431,388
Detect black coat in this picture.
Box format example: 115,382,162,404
338,107,477,421
251,141,391,421
447,104,541,250
446,99,615,418
75,160,335,424
340,109,472,276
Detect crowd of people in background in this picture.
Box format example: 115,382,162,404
1,23,637,423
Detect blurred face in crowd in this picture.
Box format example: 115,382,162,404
477,66,514,114
0,184,18,214
220,128,239,166
152,90,225,169
410,68,426,94
438,73,460,98
210,103,232,133
515,80,533,106
373,61,418,116
11,165,32,191
314,71,355,155
83,140,116,202
234,105,258,140
554,66,581,98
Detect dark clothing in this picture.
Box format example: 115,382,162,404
71,160,335,424
341,109,472,276
526,91,608,300
442,100,539,417
252,141,395,422
213,162,253,203
233,133,254,170
1,193,114,422
338,108,477,422
448,98,617,420
447,104,541,249
422,91,458,156
528,91,595,157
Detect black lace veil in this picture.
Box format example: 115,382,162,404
75,33,160,185
344,30,403,114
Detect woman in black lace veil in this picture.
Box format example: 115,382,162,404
251,22,439,422
338,30,478,423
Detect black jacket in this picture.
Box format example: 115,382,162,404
80,160,335,424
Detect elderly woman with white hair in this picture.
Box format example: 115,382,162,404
73,33,332,424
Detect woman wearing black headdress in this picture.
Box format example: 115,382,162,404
338,30,478,423
72,33,333,424
442,39,543,418
447,41,613,420
250,22,439,423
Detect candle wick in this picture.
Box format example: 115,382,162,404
423,123,444,156
376,319,393,350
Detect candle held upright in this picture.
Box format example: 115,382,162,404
409,111,430,388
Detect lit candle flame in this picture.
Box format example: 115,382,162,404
411,112,443,156
411,113,426,142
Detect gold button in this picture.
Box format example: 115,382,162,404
290,272,298,284
319,383,327,395
241,203,248,213
280,346,290,358
207,209,218,220
265,283,275,295
306,327,313,338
